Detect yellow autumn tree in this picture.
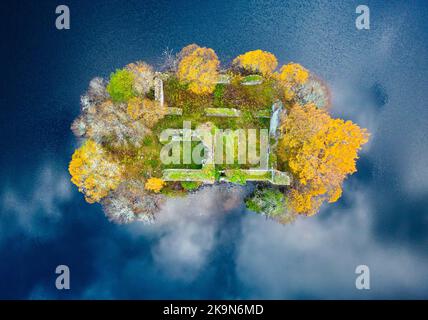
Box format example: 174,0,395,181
144,177,165,193
278,104,369,215
69,139,124,203
177,44,220,94
127,96,167,128
277,63,309,100
232,49,278,75
177,43,200,60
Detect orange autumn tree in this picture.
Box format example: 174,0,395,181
69,139,124,203
278,104,369,215
177,44,220,94
232,49,278,75
277,63,309,100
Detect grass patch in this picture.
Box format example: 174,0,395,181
205,107,241,117
255,109,271,118
162,169,216,183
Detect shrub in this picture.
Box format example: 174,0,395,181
107,69,136,103
101,180,164,224
127,97,167,128
144,177,166,193
245,188,285,218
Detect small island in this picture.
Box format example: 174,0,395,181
69,44,369,224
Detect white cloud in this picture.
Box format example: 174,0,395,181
397,134,428,197
0,163,72,242
235,182,428,299
79,185,246,298
23,178,428,299
331,81,383,143
149,185,244,280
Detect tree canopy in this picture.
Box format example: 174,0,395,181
125,61,155,95
68,139,124,203
145,177,166,193
107,69,136,102
68,44,369,224
278,103,369,215
246,188,286,217
277,63,309,100
232,49,278,75
127,96,167,128
177,44,220,94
